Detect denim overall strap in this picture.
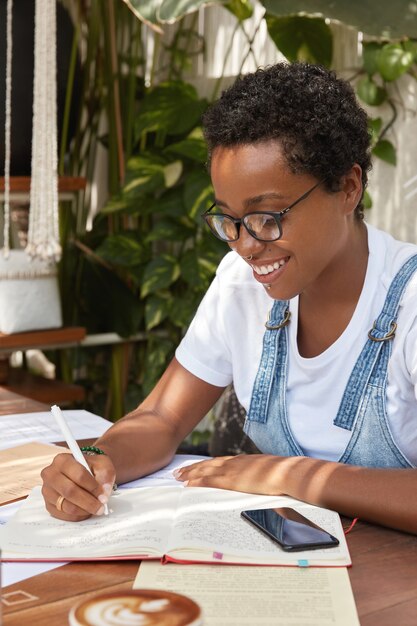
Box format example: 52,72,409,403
334,254,417,432
245,300,304,456
247,299,289,422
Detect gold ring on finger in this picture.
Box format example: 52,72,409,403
56,494,65,512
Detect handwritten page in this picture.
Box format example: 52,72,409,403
0,442,71,505
169,488,350,565
135,561,360,626
0,409,110,451
0,486,181,559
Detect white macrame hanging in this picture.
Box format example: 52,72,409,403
3,0,61,262
27,0,61,261
3,0,13,256
0,0,62,334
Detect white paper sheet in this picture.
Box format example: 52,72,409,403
0,409,111,450
119,455,210,489
0,501,65,587
135,561,360,625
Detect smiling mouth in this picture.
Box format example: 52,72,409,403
251,257,289,276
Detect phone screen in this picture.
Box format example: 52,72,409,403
241,507,339,551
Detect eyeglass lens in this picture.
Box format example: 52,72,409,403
207,213,281,242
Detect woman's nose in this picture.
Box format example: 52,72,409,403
231,227,264,259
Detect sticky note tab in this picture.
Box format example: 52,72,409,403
297,559,309,567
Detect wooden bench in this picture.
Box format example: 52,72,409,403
0,176,86,201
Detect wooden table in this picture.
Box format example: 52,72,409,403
2,390,417,625
0,387,49,415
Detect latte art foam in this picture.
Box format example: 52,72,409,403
85,597,157,625
69,590,202,626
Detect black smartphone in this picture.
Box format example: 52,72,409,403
241,507,340,552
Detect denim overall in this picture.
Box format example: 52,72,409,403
244,255,417,468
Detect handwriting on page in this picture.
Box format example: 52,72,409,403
0,487,181,558
171,489,344,558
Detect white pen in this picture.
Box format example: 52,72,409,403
50,404,109,515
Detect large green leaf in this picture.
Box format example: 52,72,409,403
163,161,183,188
142,336,176,396
168,291,202,328
265,14,332,67
368,117,383,145
363,189,373,209
141,255,181,297
362,42,383,76
356,77,387,106
95,234,148,268
376,44,414,82
136,82,208,137
122,154,166,198
100,195,142,216
165,136,208,163
180,249,218,288
403,39,417,62
372,139,396,165
147,189,188,218
145,294,170,330
183,169,213,218
146,218,194,242
261,0,417,38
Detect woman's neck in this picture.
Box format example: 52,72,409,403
297,221,369,358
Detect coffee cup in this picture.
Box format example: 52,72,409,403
68,588,203,626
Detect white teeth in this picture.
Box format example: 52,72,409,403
252,258,288,276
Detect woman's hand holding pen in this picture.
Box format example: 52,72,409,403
41,453,116,521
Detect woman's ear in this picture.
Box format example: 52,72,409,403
340,164,363,215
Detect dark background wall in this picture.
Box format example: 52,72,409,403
0,0,80,175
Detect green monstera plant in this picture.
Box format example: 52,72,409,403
95,80,224,396
60,67,225,418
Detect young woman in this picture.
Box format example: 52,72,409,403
41,63,417,534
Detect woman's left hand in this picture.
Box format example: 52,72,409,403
174,454,287,495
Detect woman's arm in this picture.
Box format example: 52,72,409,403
175,454,417,534
95,358,224,483
41,358,224,520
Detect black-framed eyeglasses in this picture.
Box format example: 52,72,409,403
202,180,322,243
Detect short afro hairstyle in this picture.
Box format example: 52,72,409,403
202,63,372,219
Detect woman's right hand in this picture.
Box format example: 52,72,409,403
41,452,116,521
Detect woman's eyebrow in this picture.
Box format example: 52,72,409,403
214,192,289,210
244,192,288,209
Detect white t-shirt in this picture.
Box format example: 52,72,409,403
176,224,417,464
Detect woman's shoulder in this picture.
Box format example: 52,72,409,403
368,224,417,288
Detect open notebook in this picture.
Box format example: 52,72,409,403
0,485,351,567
